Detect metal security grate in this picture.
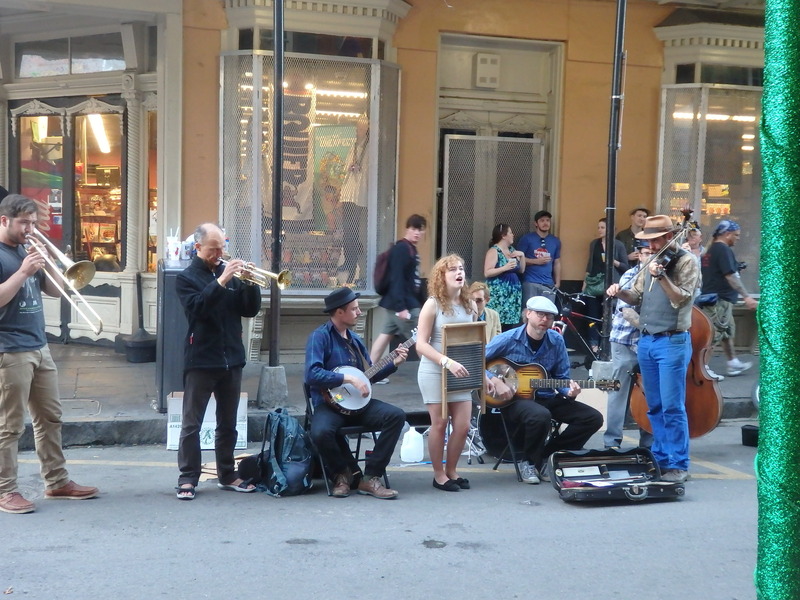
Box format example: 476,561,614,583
219,52,399,294
442,135,545,281
658,84,762,293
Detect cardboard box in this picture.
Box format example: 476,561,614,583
166,392,248,451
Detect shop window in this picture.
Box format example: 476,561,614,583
220,52,399,293
658,85,761,294
74,114,123,270
16,33,125,79
18,114,65,242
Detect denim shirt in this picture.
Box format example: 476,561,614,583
485,326,571,398
304,320,396,407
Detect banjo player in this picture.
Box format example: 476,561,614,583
304,287,408,499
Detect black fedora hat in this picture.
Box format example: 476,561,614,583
323,287,360,313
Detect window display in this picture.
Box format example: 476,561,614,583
74,113,123,269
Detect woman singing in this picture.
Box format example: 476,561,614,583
416,254,496,492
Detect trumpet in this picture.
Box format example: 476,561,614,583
218,258,292,290
26,230,104,335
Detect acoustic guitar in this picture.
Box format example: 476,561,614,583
324,330,417,415
486,358,620,408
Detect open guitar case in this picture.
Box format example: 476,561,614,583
547,447,685,502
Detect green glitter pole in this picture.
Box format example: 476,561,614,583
758,0,800,597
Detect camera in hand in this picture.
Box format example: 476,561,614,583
737,261,747,272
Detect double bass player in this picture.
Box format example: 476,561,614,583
606,215,700,484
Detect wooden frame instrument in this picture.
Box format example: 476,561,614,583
441,322,486,418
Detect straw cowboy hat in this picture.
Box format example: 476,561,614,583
635,215,679,240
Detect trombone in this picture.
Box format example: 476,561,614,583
26,230,104,335
218,258,292,290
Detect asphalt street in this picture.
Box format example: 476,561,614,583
2,422,757,600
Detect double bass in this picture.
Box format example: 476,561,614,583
629,305,723,438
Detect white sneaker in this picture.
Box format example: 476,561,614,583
727,359,752,376
518,460,540,484
375,378,390,385
705,366,724,381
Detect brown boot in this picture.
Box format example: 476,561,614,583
357,476,398,499
45,480,99,500
0,491,35,514
331,470,352,498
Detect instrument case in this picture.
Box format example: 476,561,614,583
548,448,685,502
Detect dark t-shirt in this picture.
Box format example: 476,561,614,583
0,242,47,352
701,241,739,302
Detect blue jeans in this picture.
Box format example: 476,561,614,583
637,332,692,471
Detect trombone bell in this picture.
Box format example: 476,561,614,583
65,261,96,290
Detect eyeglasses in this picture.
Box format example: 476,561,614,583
532,311,555,320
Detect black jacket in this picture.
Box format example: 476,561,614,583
378,239,420,312
176,256,262,372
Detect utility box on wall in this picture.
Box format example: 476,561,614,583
474,53,501,89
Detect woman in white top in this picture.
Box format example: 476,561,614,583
416,254,497,492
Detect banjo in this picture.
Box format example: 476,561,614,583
324,329,417,415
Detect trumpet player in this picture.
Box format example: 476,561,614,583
0,194,98,514
174,223,261,500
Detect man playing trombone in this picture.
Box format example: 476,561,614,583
174,223,262,500
0,194,98,514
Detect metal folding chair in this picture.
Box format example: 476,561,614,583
303,384,390,496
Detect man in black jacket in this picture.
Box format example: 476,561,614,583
175,223,262,500
369,214,427,364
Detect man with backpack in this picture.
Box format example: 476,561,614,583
305,287,407,499
369,214,427,365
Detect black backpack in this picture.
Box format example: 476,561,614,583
373,240,414,296
238,408,313,497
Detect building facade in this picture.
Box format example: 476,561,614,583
0,0,763,358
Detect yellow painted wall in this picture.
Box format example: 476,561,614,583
394,0,672,280
182,0,227,232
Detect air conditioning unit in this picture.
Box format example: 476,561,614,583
474,53,501,89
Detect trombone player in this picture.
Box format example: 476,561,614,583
175,223,262,500
0,194,98,514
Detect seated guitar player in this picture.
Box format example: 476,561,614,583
304,287,407,499
485,296,604,484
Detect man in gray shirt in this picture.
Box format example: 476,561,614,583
0,194,98,514
606,215,699,484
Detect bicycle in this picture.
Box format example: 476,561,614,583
549,287,604,369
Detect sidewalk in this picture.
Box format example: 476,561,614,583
19,342,759,450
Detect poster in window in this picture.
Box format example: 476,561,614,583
99,224,117,243
83,222,100,243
